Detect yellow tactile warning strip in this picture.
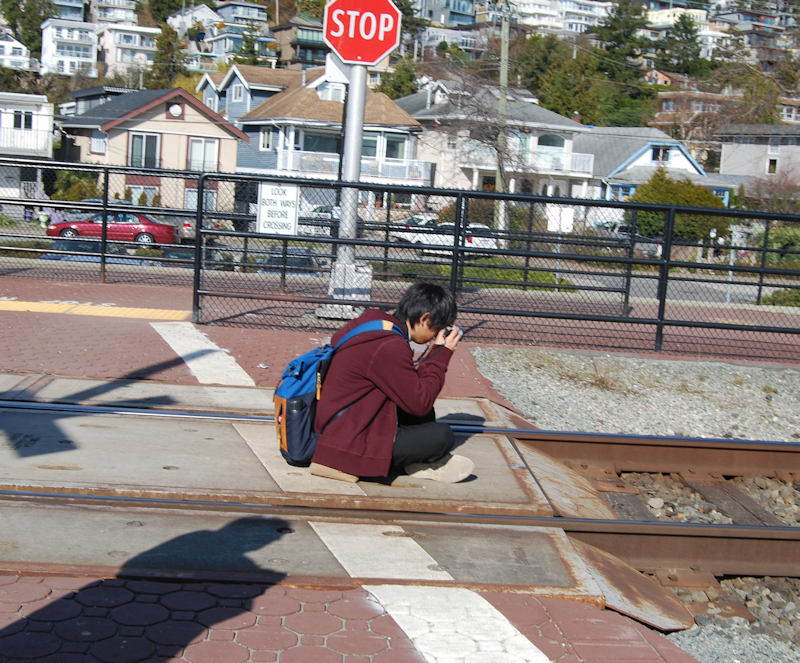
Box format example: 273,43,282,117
0,300,191,321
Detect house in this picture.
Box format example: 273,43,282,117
55,87,247,212
235,70,430,212
0,92,54,217
271,14,327,69
396,81,593,190
96,23,160,77
572,126,749,208
89,0,137,24
58,85,136,116
51,0,84,22
40,18,98,78
716,124,800,179
0,29,34,71
196,64,303,124
415,0,475,26
166,3,222,38
215,0,270,32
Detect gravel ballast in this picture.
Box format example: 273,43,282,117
471,347,800,663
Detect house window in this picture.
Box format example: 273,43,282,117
303,131,338,153
767,158,777,174
610,185,635,201
90,129,107,154
184,187,216,211
652,146,670,162
129,133,159,168
259,127,274,150
128,185,157,205
205,95,217,112
317,82,345,102
538,134,565,149
13,110,32,129
188,137,218,171
663,100,675,111
362,133,378,157
386,134,405,159
694,101,703,112
446,134,457,149
231,83,243,102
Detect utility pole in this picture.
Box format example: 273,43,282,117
494,0,510,238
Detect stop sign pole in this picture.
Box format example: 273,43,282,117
322,0,401,310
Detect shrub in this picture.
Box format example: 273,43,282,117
750,225,800,269
0,239,51,258
760,288,800,307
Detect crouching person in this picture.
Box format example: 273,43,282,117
310,282,473,483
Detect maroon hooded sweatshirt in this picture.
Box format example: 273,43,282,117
311,307,452,477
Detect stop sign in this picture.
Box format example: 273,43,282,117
323,0,402,66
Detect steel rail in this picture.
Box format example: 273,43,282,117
3,399,799,477
1,487,797,577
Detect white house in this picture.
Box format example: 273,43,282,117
0,29,34,71
0,92,54,217
96,23,160,77
40,18,99,78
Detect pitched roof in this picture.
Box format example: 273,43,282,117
395,83,585,132
607,165,755,190
240,79,419,128
57,87,247,141
573,126,684,178
716,123,800,137
224,64,304,90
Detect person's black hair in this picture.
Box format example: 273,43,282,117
396,282,457,330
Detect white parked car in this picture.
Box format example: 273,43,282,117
387,214,440,243
392,219,498,254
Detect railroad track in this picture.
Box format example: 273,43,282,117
1,399,799,578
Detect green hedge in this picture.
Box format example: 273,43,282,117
0,239,51,258
760,288,800,307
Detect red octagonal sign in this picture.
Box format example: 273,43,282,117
323,0,402,66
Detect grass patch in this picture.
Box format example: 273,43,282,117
0,239,51,258
371,256,575,290
0,214,19,228
760,288,800,307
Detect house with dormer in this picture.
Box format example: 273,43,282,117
233,70,430,213
573,126,750,208
196,64,303,123
56,87,247,213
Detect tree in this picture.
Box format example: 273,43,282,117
375,55,418,99
629,168,729,241
593,0,650,86
148,0,182,24
19,0,56,55
295,0,324,19
232,23,267,65
392,0,428,49
143,23,186,89
655,14,711,77
512,34,572,95
536,49,608,126
0,0,23,38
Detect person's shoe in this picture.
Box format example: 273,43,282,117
404,454,474,483
309,462,359,483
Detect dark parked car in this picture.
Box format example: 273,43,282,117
46,212,176,245
256,248,322,276
40,239,150,265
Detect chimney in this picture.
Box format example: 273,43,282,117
571,110,581,124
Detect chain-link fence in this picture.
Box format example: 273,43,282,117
2,159,798,361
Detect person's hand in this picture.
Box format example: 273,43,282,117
435,326,462,351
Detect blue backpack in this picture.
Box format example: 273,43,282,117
274,319,406,466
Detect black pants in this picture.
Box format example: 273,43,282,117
391,407,455,470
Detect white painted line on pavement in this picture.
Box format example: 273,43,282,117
364,585,551,663
150,322,255,386
309,522,453,581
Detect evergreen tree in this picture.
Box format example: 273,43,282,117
630,168,729,241
0,0,23,38
19,0,56,55
143,23,186,89
512,35,572,95
148,0,182,24
392,0,429,48
593,0,649,86
375,55,418,99
537,50,607,125
232,23,265,65
295,0,324,19
655,13,711,77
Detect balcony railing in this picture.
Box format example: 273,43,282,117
0,128,52,157
274,149,432,183
458,141,594,176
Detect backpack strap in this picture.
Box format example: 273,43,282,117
333,319,405,350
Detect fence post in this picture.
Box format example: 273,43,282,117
622,208,636,315
99,167,109,284
756,218,771,305
191,174,206,323
450,193,465,295
654,207,676,351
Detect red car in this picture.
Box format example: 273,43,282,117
46,212,175,245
